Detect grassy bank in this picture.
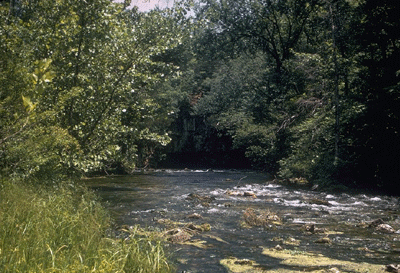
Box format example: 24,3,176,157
0,180,174,273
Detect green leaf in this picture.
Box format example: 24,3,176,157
22,95,36,112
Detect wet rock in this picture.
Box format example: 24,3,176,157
311,184,319,190
356,221,369,228
376,224,396,234
186,193,215,206
303,224,327,234
357,247,374,253
290,177,309,185
234,259,253,265
185,223,211,232
315,237,332,244
307,198,331,206
386,264,400,273
328,267,340,273
262,248,385,272
369,218,385,228
274,244,284,251
226,190,241,196
157,218,173,225
243,191,257,198
165,228,191,243
200,223,211,231
243,208,282,227
184,223,204,232
163,221,211,243
391,248,400,254
366,218,395,233
226,190,257,198
221,257,260,272
186,213,202,219
283,237,301,246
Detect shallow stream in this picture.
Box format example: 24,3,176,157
87,170,400,272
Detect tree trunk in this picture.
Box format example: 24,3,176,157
330,1,340,166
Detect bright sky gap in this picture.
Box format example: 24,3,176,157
113,0,175,12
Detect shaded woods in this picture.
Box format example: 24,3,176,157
165,0,400,194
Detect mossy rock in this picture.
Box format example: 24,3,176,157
221,249,387,272
180,239,211,249
261,248,385,273
243,208,282,227
283,237,301,246
220,257,261,273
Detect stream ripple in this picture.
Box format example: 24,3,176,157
88,170,400,272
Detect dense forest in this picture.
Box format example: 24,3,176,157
1,0,399,193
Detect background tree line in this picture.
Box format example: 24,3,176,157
166,0,400,193
1,0,399,193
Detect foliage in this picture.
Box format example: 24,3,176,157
1,0,400,192
197,0,319,73
0,0,191,178
167,0,400,192
0,179,174,273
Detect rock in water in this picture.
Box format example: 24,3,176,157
186,213,202,219
315,237,332,244
368,218,385,228
386,264,400,273
234,259,253,265
376,224,395,234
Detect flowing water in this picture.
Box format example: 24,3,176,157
87,170,400,272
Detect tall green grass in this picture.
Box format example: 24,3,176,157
0,180,174,273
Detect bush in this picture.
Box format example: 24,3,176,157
0,180,174,273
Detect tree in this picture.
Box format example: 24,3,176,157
0,0,189,178
198,0,319,76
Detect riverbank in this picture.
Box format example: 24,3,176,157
0,179,174,273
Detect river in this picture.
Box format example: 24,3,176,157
87,169,400,272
